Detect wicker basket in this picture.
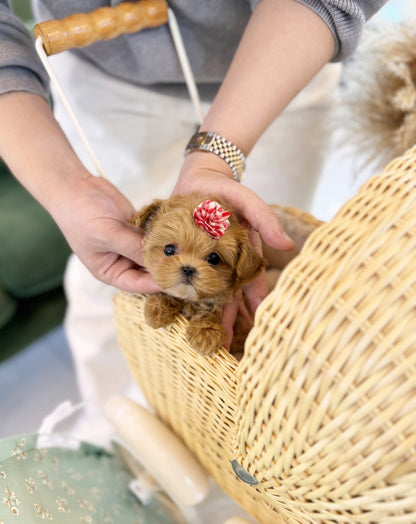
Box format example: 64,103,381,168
114,145,416,524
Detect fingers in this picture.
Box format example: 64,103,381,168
237,299,254,327
96,251,161,294
226,183,295,251
103,221,146,267
222,293,241,350
81,220,159,293
176,170,295,251
243,267,269,314
114,267,161,294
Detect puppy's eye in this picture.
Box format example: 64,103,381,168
164,244,177,256
206,252,221,266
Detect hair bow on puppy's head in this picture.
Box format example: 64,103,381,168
193,200,230,239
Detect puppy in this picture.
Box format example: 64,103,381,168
131,193,264,355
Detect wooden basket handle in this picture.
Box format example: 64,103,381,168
33,0,168,56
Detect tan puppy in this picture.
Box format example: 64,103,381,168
131,193,264,355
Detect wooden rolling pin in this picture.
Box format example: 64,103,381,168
104,396,210,506
34,0,168,56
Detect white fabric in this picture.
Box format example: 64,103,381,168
50,48,341,425
47,49,340,522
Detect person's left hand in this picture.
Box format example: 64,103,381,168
173,151,295,349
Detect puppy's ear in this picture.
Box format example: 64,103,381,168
235,241,265,285
129,199,164,232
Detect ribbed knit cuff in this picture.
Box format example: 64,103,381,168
0,67,49,99
294,0,340,60
293,0,367,62
250,0,371,63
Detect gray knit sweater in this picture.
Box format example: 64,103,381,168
0,0,387,100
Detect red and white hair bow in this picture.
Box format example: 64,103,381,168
193,200,230,239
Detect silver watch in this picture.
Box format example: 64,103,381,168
185,131,245,182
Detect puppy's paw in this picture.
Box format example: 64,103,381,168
144,294,182,329
186,319,226,356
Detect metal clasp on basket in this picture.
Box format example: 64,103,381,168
231,460,258,485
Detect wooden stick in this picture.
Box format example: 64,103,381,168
34,0,168,56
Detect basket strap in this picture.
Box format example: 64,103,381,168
34,2,204,179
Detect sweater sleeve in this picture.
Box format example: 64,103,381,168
248,0,389,62
0,0,49,99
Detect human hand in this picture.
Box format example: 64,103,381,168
174,152,295,349
221,232,270,350
174,152,294,251
0,93,159,294
49,175,161,293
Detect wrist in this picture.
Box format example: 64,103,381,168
181,149,237,181
43,166,94,219
184,131,246,182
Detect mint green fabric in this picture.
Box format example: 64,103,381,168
0,162,71,298
0,434,177,523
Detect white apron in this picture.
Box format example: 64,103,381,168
49,46,341,447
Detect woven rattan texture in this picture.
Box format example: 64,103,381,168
236,147,416,522
114,149,416,523
114,292,286,523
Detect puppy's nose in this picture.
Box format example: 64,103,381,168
182,265,196,280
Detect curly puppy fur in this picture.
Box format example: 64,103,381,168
131,193,265,355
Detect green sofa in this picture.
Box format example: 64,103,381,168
0,0,71,361
0,159,71,360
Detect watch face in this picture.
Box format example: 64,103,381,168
194,134,207,145
190,132,215,149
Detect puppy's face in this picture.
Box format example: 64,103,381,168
133,194,264,303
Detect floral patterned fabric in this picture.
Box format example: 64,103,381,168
0,434,177,523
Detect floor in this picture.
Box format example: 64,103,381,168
0,325,80,439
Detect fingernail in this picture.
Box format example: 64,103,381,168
251,298,262,312
224,329,233,351
282,232,295,246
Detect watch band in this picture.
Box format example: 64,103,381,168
185,132,245,182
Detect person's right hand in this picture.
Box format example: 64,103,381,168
49,174,161,294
